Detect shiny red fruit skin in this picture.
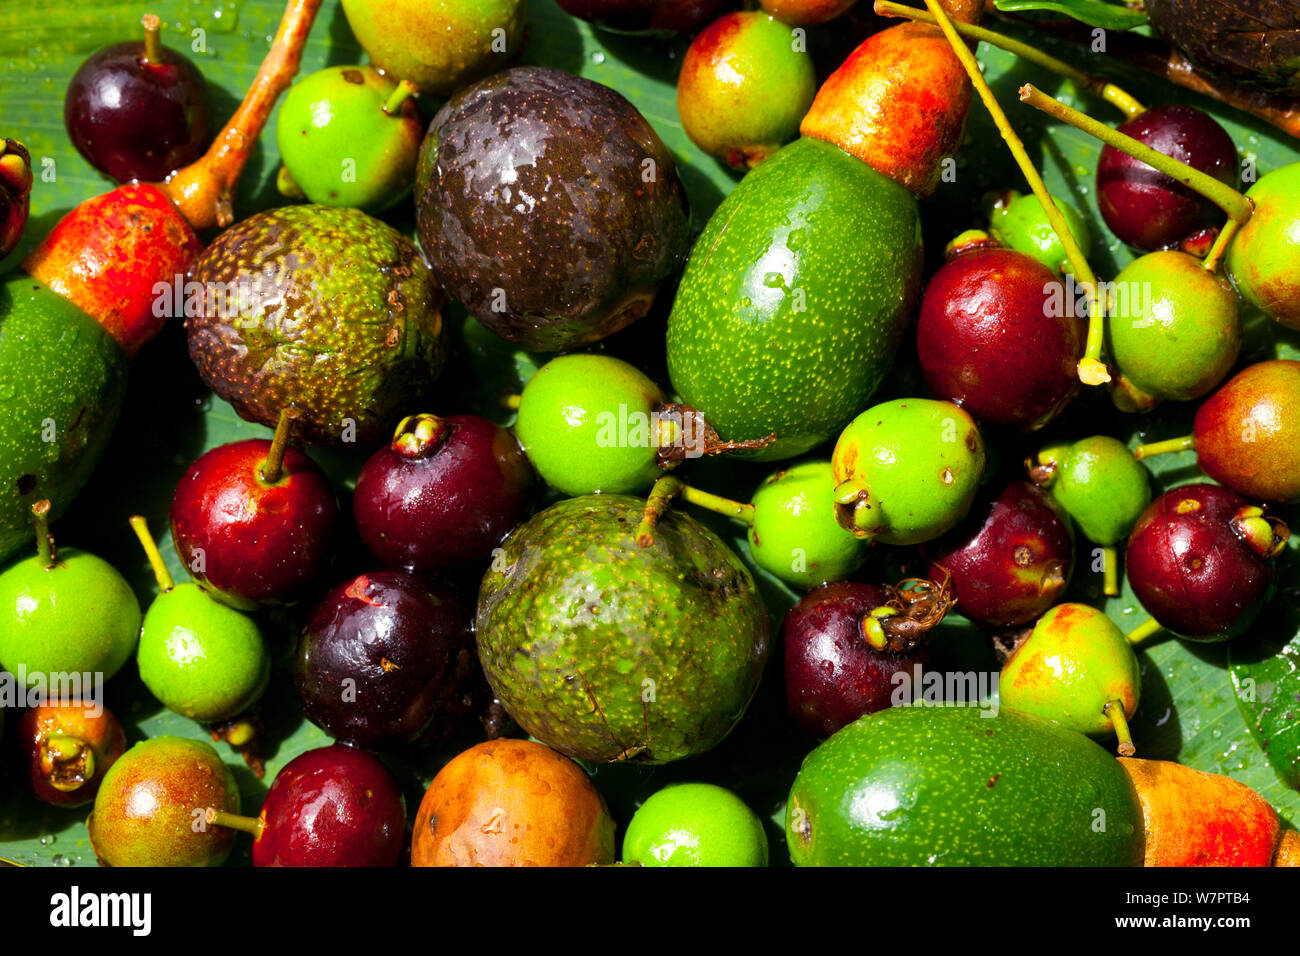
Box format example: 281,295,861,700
1126,483,1274,641
917,248,1085,428
64,41,210,184
353,415,533,574
22,183,202,357
19,703,126,808
251,744,406,867
170,438,340,608
1096,105,1237,252
924,481,1073,628
783,581,928,738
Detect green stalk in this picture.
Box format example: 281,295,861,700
1102,545,1119,597
1132,435,1194,461
1104,699,1136,756
141,14,164,67
922,0,1109,386
206,808,263,837
31,500,55,568
636,476,685,548
383,80,418,116
259,407,299,484
1126,616,1163,648
680,485,756,526
129,515,174,593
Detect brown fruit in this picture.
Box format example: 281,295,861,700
1119,756,1280,866
410,739,616,867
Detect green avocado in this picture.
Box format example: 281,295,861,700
666,136,923,461
476,494,770,764
786,705,1144,866
0,275,127,563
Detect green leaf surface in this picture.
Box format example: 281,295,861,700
992,0,1149,31
1,0,1299,868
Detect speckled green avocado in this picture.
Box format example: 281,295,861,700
476,494,770,764
786,705,1144,866
0,276,127,562
666,136,923,461
185,205,447,445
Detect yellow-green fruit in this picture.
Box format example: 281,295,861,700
623,782,769,866
747,461,867,588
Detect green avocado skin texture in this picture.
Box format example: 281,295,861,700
786,706,1144,866
0,276,127,563
667,136,923,461
476,495,770,765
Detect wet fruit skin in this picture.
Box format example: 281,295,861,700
987,190,1091,276
186,204,447,446
622,782,769,866
1225,163,1300,330
1033,435,1152,547
416,66,691,353
748,461,868,589
917,247,1085,429
295,572,475,749
340,0,527,96
677,12,816,170
786,706,1144,866
20,703,126,808
252,744,406,868
783,581,929,738
557,0,728,34
411,738,616,867
476,495,770,764
355,414,534,574
667,136,923,461
924,481,1073,629
170,438,340,609
64,39,211,183
1096,105,1238,252
1193,360,1300,503
88,736,239,868
1126,484,1280,641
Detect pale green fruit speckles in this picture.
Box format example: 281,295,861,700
831,398,985,545
1036,436,1151,546
667,136,923,461
476,495,770,764
748,461,867,588
514,354,666,496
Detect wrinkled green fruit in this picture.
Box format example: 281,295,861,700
476,495,770,764
186,205,447,446
667,136,923,461
786,705,1144,866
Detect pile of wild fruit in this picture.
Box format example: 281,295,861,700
1,0,1298,868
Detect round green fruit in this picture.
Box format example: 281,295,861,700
137,582,269,724
623,782,769,867
1033,435,1151,546
1226,162,1300,330
831,398,985,545
987,190,1091,275
747,461,867,588
677,12,815,169
276,66,423,213
476,494,770,764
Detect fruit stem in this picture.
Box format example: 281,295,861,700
874,0,1145,118
1132,435,1194,461
383,80,418,116
500,394,522,412
141,14,164,67
1104,699,1136,756
31,499,56,568
636,476,684,548
205,808,263,837
1102,545,1119,597
1125,616,1163,648
1201,218,1240,275
129,515,174,593
1019,84,1255,245
161,0,322,230
923,0,1108,386
680,484,756,526
259,407,299,484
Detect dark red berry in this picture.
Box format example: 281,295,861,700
924,481,1073,628
1096,105,1238,252
917,247,1085,429
252,744,406,868
295,572,475,749
353,414,534,574
1125,483,1287,642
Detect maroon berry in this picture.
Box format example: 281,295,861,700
251,744,406,867
1096,105,1238,252
924,481,1073,628
353,414,534,574
783,580,946,738
64,17,211,183
916,247,1085,429
170,420,339,609
1126,484,1288,642
295,572,475,749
